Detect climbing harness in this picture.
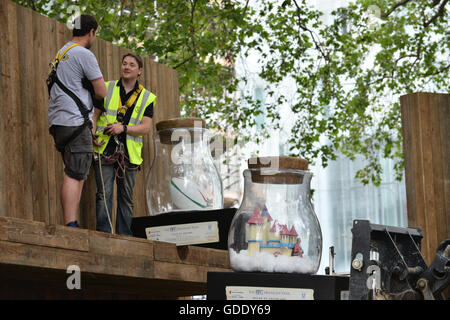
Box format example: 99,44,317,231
47,43,93,153
47,43,92,127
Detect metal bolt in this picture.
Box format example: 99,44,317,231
352,257,363,271
417,278,427,289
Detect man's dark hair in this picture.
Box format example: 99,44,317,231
73,14,98,37
122,52,143,69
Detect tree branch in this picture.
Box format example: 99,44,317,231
173,54,195,69
292,0,328,61
424,0,449,28
424,63,450,76
28,0,37,11
189,0,198,56
422,63,450,87
243,0,250,16
432,0,442,7
381,0,412,18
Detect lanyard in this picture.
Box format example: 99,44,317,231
117,84,143,124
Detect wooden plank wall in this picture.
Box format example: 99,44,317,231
400,92,449,265
0,0,180,229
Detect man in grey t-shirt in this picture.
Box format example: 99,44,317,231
48,41,103,126
48,14,106,228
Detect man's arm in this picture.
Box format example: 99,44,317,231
91,77,107,100
103,116,152,136
127,116,152,136
80,50,106,100
92,107,105,147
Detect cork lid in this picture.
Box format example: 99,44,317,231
247,156,309,184
156,118,206,145
248,156,308,170
156,117,206,132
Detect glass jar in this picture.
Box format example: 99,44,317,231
228,156,322,274
146,117,223,215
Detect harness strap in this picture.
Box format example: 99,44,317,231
52,43,80,68
50,43,93,154
52,43,93,124
117,84,144,124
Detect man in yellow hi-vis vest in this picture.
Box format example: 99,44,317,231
92,53,156,236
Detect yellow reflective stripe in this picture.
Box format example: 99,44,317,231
96,125,106,132
127,135,143,143
104,81,117,109
106,109,117,117
136,91,151,122
129,90,149,125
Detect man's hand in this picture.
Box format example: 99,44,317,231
103,122,124,136
92,127,105,147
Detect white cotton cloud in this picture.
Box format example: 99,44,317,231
229,249,317,274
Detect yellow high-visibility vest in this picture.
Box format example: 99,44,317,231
94,80,156,165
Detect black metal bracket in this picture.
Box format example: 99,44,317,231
349,220,427,300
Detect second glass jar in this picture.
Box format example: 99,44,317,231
146,117,223,215
228,156,322,274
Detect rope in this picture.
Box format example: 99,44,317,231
97,149,114,235
102,142,128,179
96,138,139,235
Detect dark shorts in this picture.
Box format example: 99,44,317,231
49,124,93,181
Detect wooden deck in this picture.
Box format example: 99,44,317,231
0,217,232,299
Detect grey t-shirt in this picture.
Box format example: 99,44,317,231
48,41,103,127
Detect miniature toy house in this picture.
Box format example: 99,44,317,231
246,205,303,258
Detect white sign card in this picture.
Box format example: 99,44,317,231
225,286,314,300
145,221,219,246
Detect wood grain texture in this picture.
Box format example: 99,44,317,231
5,216,89,251
154,242,231,269
0,1,180,227
400,92,450,265
0,216,231,299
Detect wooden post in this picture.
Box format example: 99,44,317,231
400,92,450,266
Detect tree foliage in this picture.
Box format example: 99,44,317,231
248,0,449,185
16,0,450,185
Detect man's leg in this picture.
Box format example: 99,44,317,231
116,166,137,236
93,161,115,233
61,173,84,225
51,124,93,227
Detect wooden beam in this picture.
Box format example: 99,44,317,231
4,216,89,251
0,217,7,241
154,242,231,268
0,216,232,299
153,260,231,283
